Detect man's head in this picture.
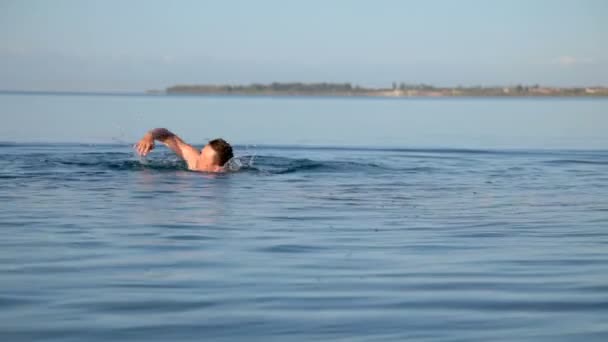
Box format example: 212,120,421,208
202,138,233,167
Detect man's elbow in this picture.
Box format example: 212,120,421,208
150,128,175,141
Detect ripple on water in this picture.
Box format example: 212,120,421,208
2,143,608,341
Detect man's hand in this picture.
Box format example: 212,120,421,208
134,133,155,156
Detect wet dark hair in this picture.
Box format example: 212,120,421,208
208,138,233,166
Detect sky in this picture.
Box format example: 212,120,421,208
0,0,607,91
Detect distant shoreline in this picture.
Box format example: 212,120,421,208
162,82,608,98
2,87,608,99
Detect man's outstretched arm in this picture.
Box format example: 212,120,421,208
135,128,200,167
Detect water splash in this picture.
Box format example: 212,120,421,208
225,157,243,171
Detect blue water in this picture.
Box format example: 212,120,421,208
1,94,608,341
2,93,608,149
2,142,608,341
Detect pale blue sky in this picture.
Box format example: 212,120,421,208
0,0,606,91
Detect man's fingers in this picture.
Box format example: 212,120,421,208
134,141,154,157
142,144,150,156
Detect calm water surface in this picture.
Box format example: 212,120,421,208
2,93,608,148
1,94,608,341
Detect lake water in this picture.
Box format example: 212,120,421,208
1,94,608,341
2,93,608,149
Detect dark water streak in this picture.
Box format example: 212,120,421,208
1,144,608,341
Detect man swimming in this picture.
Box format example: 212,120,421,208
135,128,233,172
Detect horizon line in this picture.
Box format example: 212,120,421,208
2,81,608,95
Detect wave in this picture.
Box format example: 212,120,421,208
238,155,409,174
63,159,190,171
10,151,432,175
30,152,190,172
14,144,606,177
544,159,608,166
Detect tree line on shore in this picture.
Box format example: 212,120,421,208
163,82,608,97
